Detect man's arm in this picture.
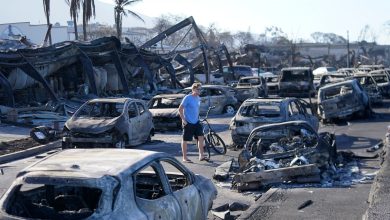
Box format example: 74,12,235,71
178,104,186,126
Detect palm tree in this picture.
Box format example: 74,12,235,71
65,0,81,40
42,0,52,45
82,0,96,41
114,0,144,41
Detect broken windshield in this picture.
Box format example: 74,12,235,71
281,70,310,81
5,183,102,219
150,97,182,109
75,102,124,118
240,103,281,118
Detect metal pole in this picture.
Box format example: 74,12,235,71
347,30,350,68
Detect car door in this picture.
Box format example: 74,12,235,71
133,162,181,220
135,101,152,142
127,102,140,145
199,88,210,115
209,88,225,114
159,159,203,220
287,100,305,121
297,99,319,131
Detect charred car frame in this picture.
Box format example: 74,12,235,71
0,149,217,220
62,98,154,149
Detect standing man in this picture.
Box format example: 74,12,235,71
178,82,208,162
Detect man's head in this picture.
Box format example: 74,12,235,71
191,82,202,96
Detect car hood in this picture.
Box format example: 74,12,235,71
150,108,179,118
65,116,121,134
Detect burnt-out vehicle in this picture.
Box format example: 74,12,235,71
148,94,184,130
232,121,336,191
62,98,154,149
235,76,268,103
316,73,348,90
0,149,217,220
317,80,370,120
369,70,390,97
350,73,383,104
245,121,336,161
279,67,315,97
265,75,279,95
230,98,319,147
179,85,239,115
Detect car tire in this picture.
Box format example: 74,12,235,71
224,105,235,115
61,141,72,150
114,135,126,149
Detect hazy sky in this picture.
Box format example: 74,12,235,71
1,0,390,44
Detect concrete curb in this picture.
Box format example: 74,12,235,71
238,188,279,219
0,140,61,164
363,140,390,220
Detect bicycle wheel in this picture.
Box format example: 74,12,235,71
204,139,211,159
207,132,227,154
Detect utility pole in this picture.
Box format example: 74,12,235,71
347,30,350,68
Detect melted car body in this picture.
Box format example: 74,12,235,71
0,149,217,220
148,94,184,130
235,76,268,103
62,98,154,148
230,98,319,146
317,80,370,120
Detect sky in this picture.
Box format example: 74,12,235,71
0,0,390,44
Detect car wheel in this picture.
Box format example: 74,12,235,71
114,135,126,149
146,132,152,143
224,105,235,115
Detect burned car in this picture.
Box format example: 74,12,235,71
0,149,217,220
233,121,336,191
349,73,382,104
230,98,319,147
369,70,390,97
317,80,370,120
279,67,315,97
265,75,279,95
316,73,347,90
148,94,184,130
235,76,268,103
179,85,239,115
62,98,154,149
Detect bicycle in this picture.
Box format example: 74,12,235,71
198,106,227,159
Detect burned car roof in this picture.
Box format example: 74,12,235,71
281,67,311,71
88,97,134,103
18,149,167,179
320,79,357,90
152,93,186,99
242,97,291,105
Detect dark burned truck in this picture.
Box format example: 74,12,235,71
279,67,315,97
233,121,336,191
62,98,154,149
317,79,370,121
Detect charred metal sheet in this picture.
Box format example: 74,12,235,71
0,70,14,107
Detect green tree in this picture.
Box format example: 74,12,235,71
114,0,144,41
65,0,81,40
42,0,52,45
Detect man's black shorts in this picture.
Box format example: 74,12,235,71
183,121,203,141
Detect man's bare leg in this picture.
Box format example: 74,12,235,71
181,140,189,161
197,136,205,159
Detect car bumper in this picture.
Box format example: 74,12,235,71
62,136,114,144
